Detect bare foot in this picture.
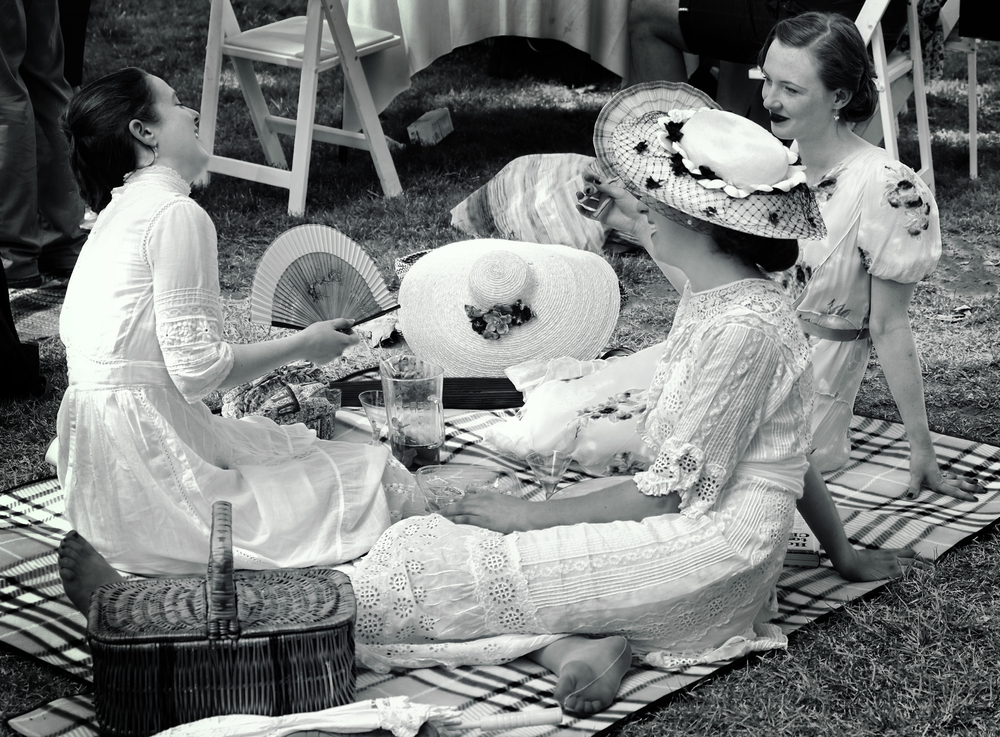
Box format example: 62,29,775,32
530,635,632,716
58,530,123,616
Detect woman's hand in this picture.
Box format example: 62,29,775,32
869,278,984,504
222,318,360,390
905,450,983,502
438,494,536,534
833,545,929,582
296,318,360,365
440,475,679,534
576,173,653,243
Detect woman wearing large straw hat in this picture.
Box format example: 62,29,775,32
349,83,823,705
575,68,939,582
60,83,822,717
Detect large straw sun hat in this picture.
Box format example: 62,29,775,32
593,82,826,241
398,240,620,378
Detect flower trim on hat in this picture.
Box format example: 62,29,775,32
649,110,807,199
465,300,533,340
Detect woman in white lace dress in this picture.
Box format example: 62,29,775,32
56,68,410,577
345,83,824,706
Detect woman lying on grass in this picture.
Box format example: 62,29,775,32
65,81,831,715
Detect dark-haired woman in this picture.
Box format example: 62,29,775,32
759,12,981,511
56,68,411,577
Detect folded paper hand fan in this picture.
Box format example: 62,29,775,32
250,224,398,330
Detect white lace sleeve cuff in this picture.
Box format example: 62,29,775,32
633,439,704,497
155,287,234,403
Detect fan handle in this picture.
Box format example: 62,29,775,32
272,304,400,332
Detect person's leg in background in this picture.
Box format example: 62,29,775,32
0,0,86,288
625,0,689,86
0,264,48,400
58,0,91,92
58,0,95,229
626,0,905,105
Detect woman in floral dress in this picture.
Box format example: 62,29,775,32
758,12,981,528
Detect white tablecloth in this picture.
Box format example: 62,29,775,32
347,0,629,125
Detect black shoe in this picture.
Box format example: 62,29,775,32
29,374,52,401
40,266,74,280
6,274,43,289
601,347,635,359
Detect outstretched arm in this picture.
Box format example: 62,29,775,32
148,202,359,400
797,463,924,581
869,278,981,501
448,320,786,534
440,476,680,534
220,319,359,390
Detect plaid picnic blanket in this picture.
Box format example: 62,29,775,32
8,279,67,342
4,410,1000,737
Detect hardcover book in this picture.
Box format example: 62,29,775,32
786,511,822,567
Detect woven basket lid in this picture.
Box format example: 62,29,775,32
88,568,355,644
398,240,620,378
87,502,355,644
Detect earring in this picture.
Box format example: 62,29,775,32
139,143,158,170
833,111,841,122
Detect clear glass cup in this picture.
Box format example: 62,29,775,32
415,464,522,512
525,450,574,499
379,355,445,470
358,390,386,445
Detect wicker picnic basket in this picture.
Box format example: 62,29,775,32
86,501,357,737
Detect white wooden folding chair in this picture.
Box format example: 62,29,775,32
199,0,403,215
854,0,934,192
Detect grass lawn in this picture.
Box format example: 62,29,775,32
2,1,999,734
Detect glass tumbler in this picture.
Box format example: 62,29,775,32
380,355,445,470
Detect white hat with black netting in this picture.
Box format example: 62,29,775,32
593,82,827,241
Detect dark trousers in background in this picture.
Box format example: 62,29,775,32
0,0,86,287
0,266,45,400
58,0,91,88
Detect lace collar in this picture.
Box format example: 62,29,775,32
119,165,192,197
685,278,786,321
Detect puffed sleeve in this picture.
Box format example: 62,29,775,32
144,198,234,403
633,320,783,513
857,159,941,284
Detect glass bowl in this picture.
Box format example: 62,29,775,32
414,464,523,512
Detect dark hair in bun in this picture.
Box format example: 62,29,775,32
758,11,878,123
62,67,158,212
711,224,799,273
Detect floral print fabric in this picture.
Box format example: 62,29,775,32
775,146,941,470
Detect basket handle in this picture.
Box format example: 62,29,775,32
206,501,240,640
